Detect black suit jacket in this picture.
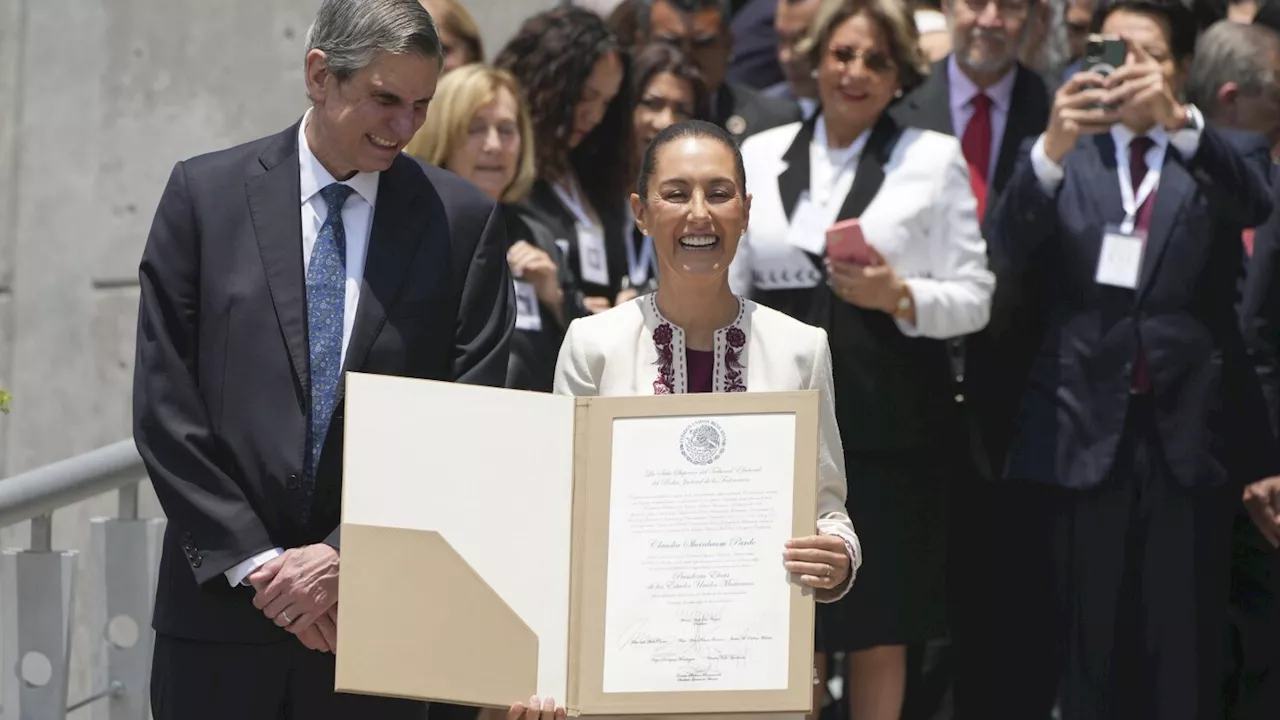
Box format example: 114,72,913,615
892,58,1053,479
988,126,1278,490
716,82,801,144
1243,165,1280,435
525,179,629,303
133,123,515,642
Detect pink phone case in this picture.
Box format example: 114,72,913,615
826,218,873,265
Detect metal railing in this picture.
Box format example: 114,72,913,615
0,439,163,720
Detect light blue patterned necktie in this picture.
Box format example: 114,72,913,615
303,182,355,519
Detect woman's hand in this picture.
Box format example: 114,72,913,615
508,241,563,309
784,533,851,591
508,696,566,720
826,247,909,316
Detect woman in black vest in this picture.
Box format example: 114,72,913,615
729,1,993,717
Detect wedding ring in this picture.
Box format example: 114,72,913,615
280,611,292,625
823,565,831,578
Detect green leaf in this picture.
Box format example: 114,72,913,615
0,390,10,414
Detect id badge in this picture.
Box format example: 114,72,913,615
1096,224,1146,290
785,193,836,256
513,280,543,332
576,223,610,287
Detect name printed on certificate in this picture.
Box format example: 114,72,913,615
601,413,797,694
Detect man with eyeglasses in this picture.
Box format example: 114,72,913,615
891,1,1054,716
762,0,824,121
634,0,801,142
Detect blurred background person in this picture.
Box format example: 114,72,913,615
731,1,994,718
891,0,1053,716
765,0,825,120
421,0,485,72
1184,20,1280,720
622,43,712,299
1061,0,1096,79
496,7,634,314
608,0,644,47
634,0,801,141
406,64,582,392
728,0,791,89
915,0,956,60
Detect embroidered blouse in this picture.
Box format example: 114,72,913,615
647,294,748,395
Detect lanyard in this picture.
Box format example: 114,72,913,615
625,231,656,286
551,178,601,233
1117,140,1162,235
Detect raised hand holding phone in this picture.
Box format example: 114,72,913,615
826,218,874,266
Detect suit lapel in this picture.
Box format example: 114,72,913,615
339,154,430,379
778,115,818,221
834,114,903,222
1138,153,1194,295
247,124,309,397
1085,134,1126,234
992,67,1043,194
904,59,954,135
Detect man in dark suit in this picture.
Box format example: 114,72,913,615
727,0,787,90
987,0,1278,717
891,2,1053,717
634,0,801,142
1184,18,1280,720
131,1,513,718
761,0,822,121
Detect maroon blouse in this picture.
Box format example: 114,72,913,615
686,349,715,394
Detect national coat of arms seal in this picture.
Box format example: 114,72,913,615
679,420,726,465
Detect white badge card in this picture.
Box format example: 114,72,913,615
1095,224,1146,290
785,192,836,256
513,280,543,332
576,223,610,287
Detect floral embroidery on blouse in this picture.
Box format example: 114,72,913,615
653,323,675,394
724,326,747,393
646,294,749,395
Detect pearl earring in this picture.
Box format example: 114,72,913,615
894,88,903,98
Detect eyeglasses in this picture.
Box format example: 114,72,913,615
827,45,896,75
961,0,1031,18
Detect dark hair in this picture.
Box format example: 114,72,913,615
1254,0,1280,35
495,7,635,216
609,0,643,49
637,120,746,200
632,43,712,121
806,0,930,95
636,0,733,36
1089,0,1198,61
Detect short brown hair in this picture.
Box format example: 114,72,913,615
422,0,484,64
404,64,537,203
803,0,930,93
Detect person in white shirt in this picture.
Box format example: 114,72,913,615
729,0,993,718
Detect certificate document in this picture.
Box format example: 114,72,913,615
602,413,797,693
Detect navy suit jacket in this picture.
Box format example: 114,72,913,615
988,126,1278,490
1243,164,1280,435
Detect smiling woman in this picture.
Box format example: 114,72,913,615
544,120,862,720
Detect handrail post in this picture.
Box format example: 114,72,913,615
117,483,138,521
30,513,52,552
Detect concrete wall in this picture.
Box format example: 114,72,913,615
0,0,558,715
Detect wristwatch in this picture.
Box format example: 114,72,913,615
1168,103,1203,134
891,285,914,319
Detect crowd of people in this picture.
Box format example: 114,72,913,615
415,1,1280,718
130,0,1280,719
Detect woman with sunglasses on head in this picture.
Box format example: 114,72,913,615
618,43,712,302
728,1,994,718
496,7,635,316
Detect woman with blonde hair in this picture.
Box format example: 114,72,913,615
405,64,584,392
421,0,485,72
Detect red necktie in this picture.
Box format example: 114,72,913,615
1243,228,1256,256
961,93,993,220
1129,136,1156,394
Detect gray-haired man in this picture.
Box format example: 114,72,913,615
132,0,514,717
1185,18,1280,720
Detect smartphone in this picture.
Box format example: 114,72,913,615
1083,34,1126,77
826,218,874,266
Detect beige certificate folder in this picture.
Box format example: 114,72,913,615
334,372,820,716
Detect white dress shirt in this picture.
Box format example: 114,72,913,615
948,56,1017,182
1028,106,1205,193
224,110,382,587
